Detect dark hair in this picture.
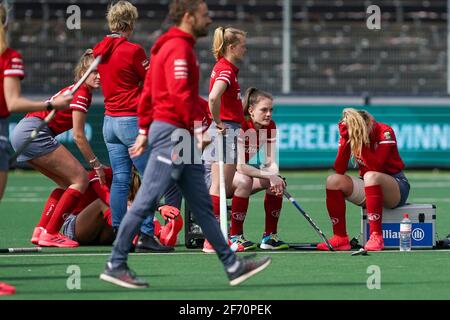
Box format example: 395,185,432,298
242,87,273,118
169,0,204,26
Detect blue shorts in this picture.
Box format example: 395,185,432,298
0,117,9,171
61,214,77,241
392,171,410,208
10,117,60,162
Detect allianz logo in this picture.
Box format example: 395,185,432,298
382,228,425,241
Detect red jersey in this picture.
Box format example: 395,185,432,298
93,35,149,117
72,167,113,214
0,48,25,118
209,58,244,124
138,27,206,134
334,121,405,177
239,119,277,164
26,84,92,135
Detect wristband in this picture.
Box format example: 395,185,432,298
46,101,53,111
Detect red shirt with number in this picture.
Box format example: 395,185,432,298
0,48,25,118
334,121,405,177
25,84,92,135
209,57,244,124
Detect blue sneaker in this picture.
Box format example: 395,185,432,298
260,233,289,250
230,234,257,251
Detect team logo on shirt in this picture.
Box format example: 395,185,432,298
384,131,392,140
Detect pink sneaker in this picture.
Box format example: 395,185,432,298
38,231,79,248
364,232,384,251
202,239,215,253
317,234,351,251
0,282,16,296
31,227,44,245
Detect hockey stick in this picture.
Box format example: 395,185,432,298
9,55,102,165
217,131,228,241
283,189,334,251
0,247,42,253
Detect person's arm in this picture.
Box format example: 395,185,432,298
133,47,149,82
334,122,351,174
72,110,106,185
4,77,71,112
208,80,227,132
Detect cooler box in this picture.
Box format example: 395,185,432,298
361,204,436,249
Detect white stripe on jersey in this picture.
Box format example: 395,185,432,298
379,141,396,145
216,77,231,85
76,100,88,107
175,66,188,71
12,58,23,63
4,70,24,76
174,59,187,66
89,177,100,183
78,96,89,101
70,104,88,112
12,64,23,69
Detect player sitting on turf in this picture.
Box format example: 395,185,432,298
317,108,410,251
10,49,103,248
31,167,182,247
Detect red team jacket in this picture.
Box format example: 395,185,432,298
239,119,277,164
26,84,92,135
138,27,208,134
210,57,244,124
334,121,405,177
0,48,25,118
93,35,149,117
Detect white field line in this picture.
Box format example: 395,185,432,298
1,249,450,258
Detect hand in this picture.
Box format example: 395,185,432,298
215,122,227,135
129,134,148,158
338,121,349,139
95,165,107,185
194,130,212,151
158,205,180,221
268,175,286,196
50,94,72,110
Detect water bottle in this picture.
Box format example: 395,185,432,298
399,213,412,251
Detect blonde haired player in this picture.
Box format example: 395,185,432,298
202,26,248,253
11,49,102,248
317,108,410,251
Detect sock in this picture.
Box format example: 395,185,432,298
264,193,282,236
45,188,83,234
365,185,383,235
37,188,65,229
230,196,249,236
326,189,347,237
210,195,221,220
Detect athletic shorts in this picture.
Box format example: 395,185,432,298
61,214,77,241
0,117,9,171
202,121,241,165
10,117,60,162
347,171,410,208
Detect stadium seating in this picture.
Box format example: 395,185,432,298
8,0,447,96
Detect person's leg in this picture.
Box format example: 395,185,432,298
0,171,7,201
30,146,88,247
230,172,252,236
179,163,236,267
114,116,155,236
209,163,237,219
103,116,133,231
74,199,108,244
316,173,354,251
107,122,177,269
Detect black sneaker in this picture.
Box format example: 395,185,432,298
99,262,149,289
226,254,272,286
135,234,174,253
